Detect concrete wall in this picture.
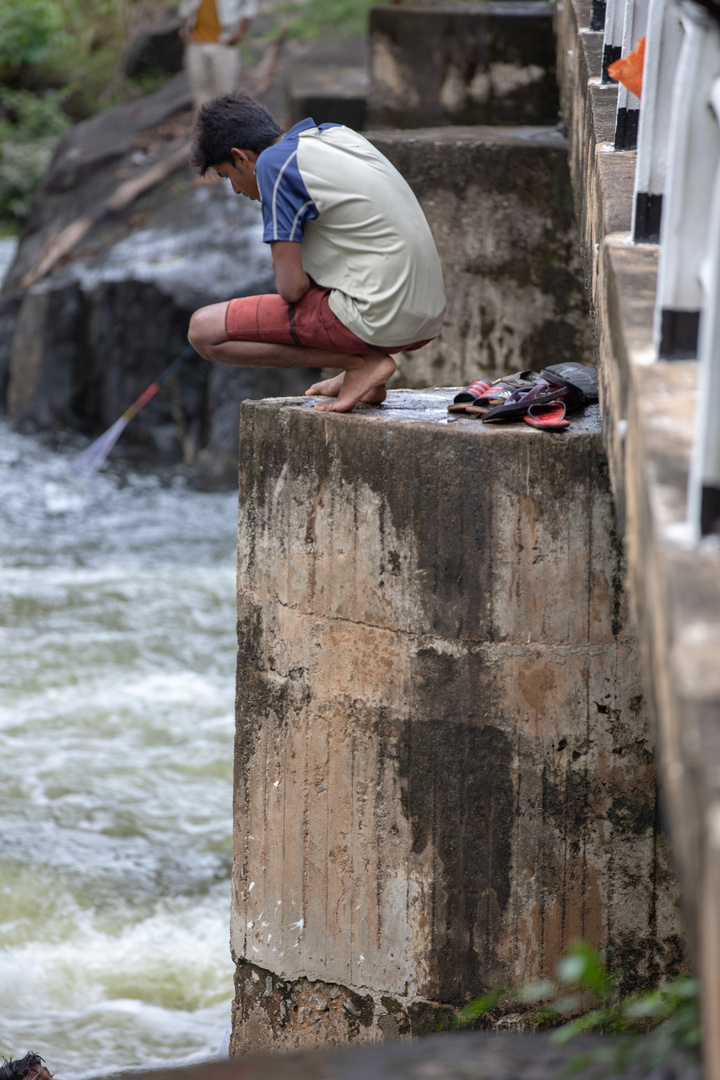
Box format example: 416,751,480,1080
367,4,558,129
554,0,720,1074
230,391,683,1054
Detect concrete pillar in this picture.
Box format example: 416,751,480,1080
366,129,594,391
230,390,683,1053
367,4,558,128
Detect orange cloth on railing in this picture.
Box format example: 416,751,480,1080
608,36,645,98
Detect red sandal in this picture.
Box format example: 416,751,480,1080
523,400,570,431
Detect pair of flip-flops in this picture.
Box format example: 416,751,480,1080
449,364,598,432
448,371,545,415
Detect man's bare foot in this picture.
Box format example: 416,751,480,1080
313,355,396,412
305,372,388,405
305,373,345,397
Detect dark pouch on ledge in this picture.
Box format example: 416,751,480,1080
541,363,599,407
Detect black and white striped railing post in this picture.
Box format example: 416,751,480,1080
653,8,720,361
631,0,683,241
586,0,720,534
602,0,626,80
598,0,648,152
614,0,649,147
688,75,720,537
591,0,607,31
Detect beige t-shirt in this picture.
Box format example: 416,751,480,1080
255,121,446,348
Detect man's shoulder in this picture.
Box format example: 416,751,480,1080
256,137,297,179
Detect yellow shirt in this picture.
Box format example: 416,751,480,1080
192,0,221,42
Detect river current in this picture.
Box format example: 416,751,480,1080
0,419,238,1077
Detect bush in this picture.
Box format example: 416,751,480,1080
456,941,701,1076
0,89,70,226
0,0,65,70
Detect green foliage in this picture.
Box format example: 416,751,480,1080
0,89,70,224
0,88,70,142
0,1,156,224
456,988,506,1027
456,941,700,1076
271,0,485,38
0,0,64,70
272,0,377,40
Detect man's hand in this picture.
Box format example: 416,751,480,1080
227,16,251,44
271,242,310,303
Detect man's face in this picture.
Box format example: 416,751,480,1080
214,148,260,201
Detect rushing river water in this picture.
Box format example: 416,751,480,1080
0,420,239,1078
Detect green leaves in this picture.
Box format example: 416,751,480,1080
271,0,377,40
455,941,700,1076
0,0,64,70
456,989,505,1027
0,89,69,224
557,941,616,1001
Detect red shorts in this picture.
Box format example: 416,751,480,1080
225,287,431,355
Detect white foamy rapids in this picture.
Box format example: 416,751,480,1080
0,888,232,1080
0,422,239,1077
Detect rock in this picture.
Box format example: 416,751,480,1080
0,292,22,412
1,74,319,483
125,18,185,79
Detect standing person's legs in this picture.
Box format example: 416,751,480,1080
185,42,217,111
207,42,240,96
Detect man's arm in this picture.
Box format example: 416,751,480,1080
227,15,251,43
271,242,310,303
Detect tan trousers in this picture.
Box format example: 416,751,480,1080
184,41,240,110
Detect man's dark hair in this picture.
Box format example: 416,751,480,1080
190,92,284,174
0,1054,48,1080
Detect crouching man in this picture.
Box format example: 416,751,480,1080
187,93,446,412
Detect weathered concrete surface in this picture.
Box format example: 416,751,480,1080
553,0,635,312
367,127,594,388
598,237,720,1076
286,66,368,130
231,390,683,1053
367,3,558,129
556,0,720,1075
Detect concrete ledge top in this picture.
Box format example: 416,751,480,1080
251,387,602,437
367,125,566,149
372,2,554,16
117,1032,699,1080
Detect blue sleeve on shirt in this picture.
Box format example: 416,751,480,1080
255,142,319,244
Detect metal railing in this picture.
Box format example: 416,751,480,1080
592,0,720,537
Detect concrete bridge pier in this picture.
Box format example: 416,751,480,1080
230,391,682,1054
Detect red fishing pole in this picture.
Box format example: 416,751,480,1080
69,346,196,478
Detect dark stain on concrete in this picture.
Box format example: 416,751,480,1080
400,716,513,1003
541,762,592,833
607,791,656,837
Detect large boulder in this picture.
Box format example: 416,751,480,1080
124,16,185,79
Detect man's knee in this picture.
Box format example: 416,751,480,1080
187,309,205,349
188,304,224,352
